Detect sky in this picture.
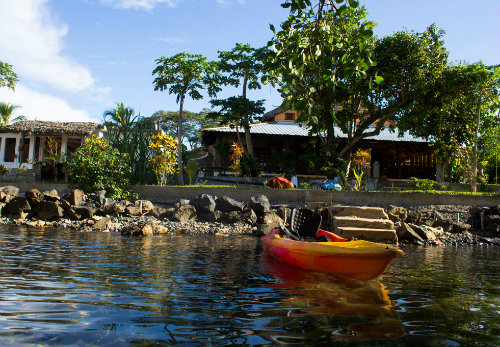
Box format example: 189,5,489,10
0,0,499,124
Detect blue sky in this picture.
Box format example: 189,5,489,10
0,0,498,123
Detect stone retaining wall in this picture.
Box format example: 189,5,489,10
5,183,497,207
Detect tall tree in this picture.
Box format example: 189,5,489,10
152,52,221,185
215,44,268,157
266,0,449,176
0,102,26,125
103,102,138,155
0,61,18,91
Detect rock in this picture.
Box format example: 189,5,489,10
6,197,31,214
397,222,424,242
43,189,59,202
241,209,258,225
334,216,395,230
276,206,292,225
125,205,142,217
34,201,64,220
179,199,190,206
152,224,169,234
0,202,5,217
25,188,43,206
74,205,95,219
433,219,454,233
262,212,283,228
103,201,126,215
405,210,422,224
200,210,222,222
93,217,110,230
121,221,153,236
451,222,471,234
191,194,216,214
135,200,154,214
88,190,106,206
484,223,500,235
172,204,197,223
64,208,81,220
0,185,19,197
216,196,245,213
249,195,270,215
67,189,85,206
408,223,439,241
386,205,408,223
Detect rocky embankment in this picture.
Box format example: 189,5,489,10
0,185,498,245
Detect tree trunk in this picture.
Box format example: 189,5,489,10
177,95,185,185
242,75,254,158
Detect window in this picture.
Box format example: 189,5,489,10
285,112,295,121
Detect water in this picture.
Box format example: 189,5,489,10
0,225,499,346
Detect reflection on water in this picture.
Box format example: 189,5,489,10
0,225,499,346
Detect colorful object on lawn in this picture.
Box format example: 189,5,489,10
267,176,295,189
261,228,404,281
320,177,342,191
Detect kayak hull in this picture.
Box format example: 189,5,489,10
261,229,404,281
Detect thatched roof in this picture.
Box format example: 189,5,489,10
0,120,102,136
261,106,284,122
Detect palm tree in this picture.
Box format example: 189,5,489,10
0,102,26,125
103,102,137,154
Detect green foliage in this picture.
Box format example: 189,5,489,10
266,0,450,176
213,140,231,167
410,177,445,191
149,133,178,186
272,149,296,173
239,153,262,178
184,160,200,185
0,164,8,178
0,102,25,125
0,61,18,91
103,103,156,185
65,135,133,199
299,182,310,190
153,52,221,185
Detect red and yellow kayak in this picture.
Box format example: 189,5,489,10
261,228,404,281
267,176,294,189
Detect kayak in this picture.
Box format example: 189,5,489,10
261,228,404,281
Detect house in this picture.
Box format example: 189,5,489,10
201,107,436,180
0,120,105,181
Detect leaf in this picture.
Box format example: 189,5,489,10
375,76,385,85
269,24,275,33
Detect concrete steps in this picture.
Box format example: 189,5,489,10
331,205,397,243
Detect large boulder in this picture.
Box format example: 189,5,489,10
135,200,155,214
74,204,96,219
43,189,60,202
34,201,64,220
103,201,127,215
93,217,111,231
88,190,106,207
249,195,270,215
405,210,422,224
216,196,245,213
172,204,197,223
121,221,154,236
408,223,442,241
6,197,31,214
397,222,424,243
67,189,86,206
125,205,142,217
25,188,43,206
386,205,408,223
191,194,216,214
0,185,19,198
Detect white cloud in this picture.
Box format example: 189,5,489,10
216,0,245,7
156,37,186,44
100,0,180,11
0,85,96,122
0,0,96,93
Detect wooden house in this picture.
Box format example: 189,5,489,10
201,107,436,179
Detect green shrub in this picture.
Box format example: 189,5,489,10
410,177,445,191
65,135,135,199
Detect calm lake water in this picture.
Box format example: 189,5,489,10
0,225,499,347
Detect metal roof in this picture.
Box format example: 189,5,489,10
203,122,429,143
